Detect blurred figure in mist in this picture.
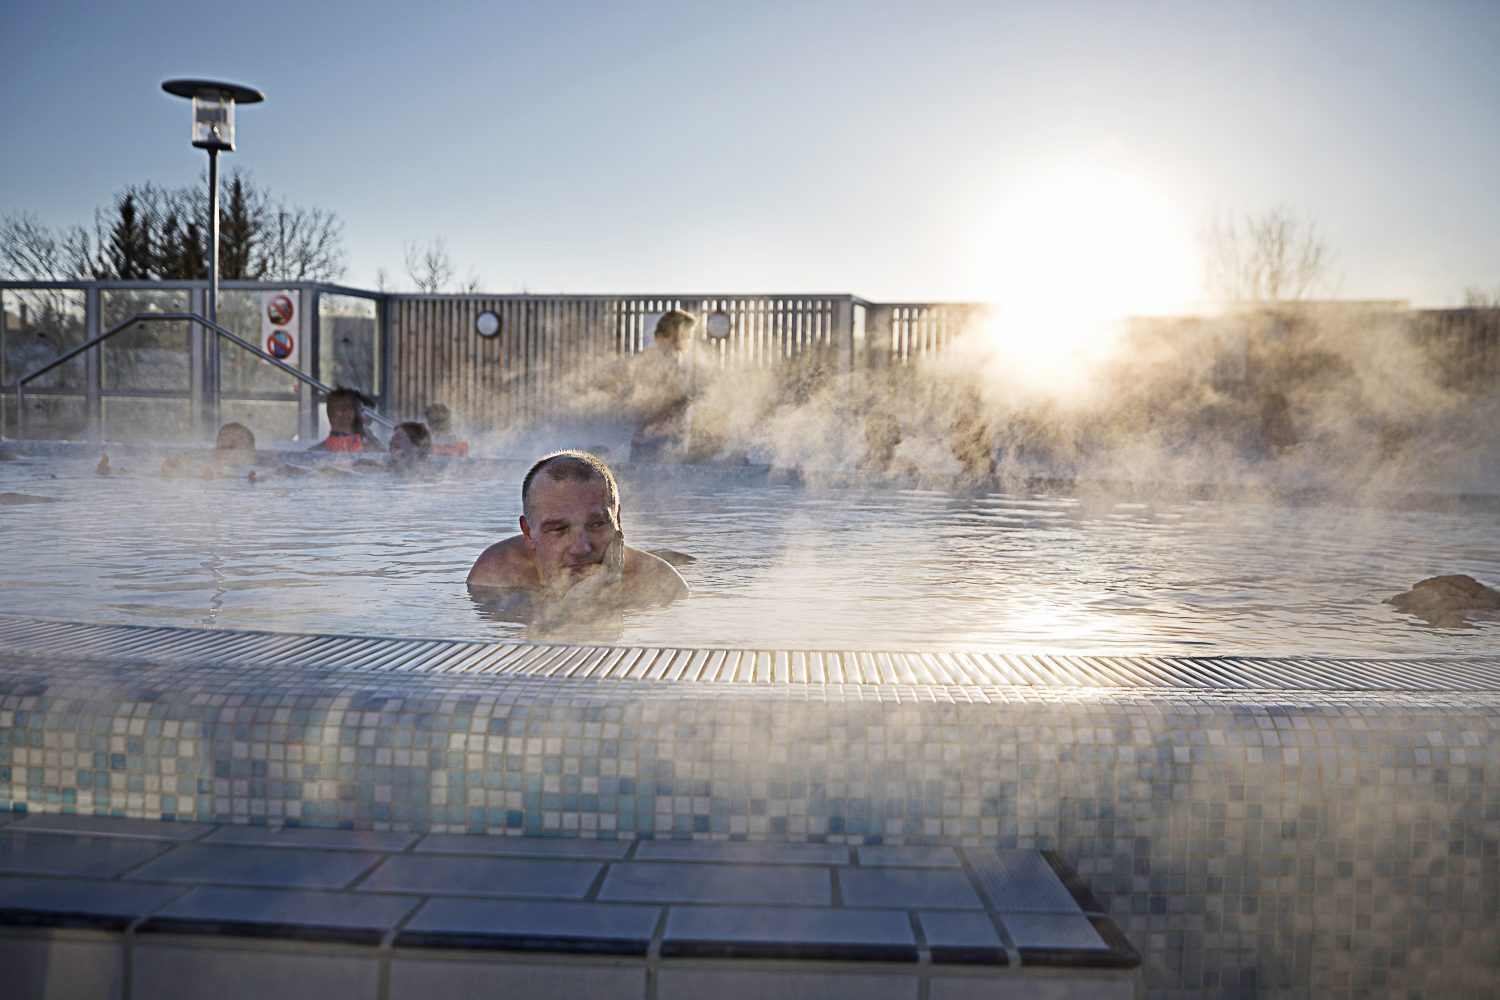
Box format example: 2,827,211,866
949,408,997,479
859,410,910,472
425,402,470,458
162,422,273,480
215,422,256,451
387,421,433,471
600,310,696,463
310,387,382,453
682,402,750,465
1256,390,1298,456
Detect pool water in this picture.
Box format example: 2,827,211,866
1,450,1497,655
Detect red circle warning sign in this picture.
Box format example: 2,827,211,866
266,294,295,326
266,328,295,359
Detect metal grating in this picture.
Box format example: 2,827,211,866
0,615,1497,692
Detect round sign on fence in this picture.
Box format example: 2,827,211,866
266,294,295,326
266,328,295,359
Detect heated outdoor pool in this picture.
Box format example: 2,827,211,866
2,447,1496,655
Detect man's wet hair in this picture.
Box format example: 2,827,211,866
653,309,696,345
522,450,620,523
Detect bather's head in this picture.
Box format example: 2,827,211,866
388,421,432,465
519,451,622,590
425,402,452,434
215,422,256,451
325,387,371,435
652,310,696,353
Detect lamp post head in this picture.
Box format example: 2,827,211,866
162,79,264,152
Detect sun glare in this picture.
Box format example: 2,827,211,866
967,165,1199,392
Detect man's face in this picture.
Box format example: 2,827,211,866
520,475,620,591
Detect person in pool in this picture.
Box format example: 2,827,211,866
467,450,689,623
310,387,382,453
387,421,433,470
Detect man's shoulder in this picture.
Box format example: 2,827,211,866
467,536,538,588
623,546,690,601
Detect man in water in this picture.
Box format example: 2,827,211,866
467,450,688,624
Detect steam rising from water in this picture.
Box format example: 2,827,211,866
534,302,1495,504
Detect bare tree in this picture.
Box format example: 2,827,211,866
1462,285,1500,308
4,171,345,284
404,238,455,293
261,204,347,282
0,212,67,281
1201,205,1335,303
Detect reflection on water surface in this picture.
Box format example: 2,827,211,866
2,455,1497,656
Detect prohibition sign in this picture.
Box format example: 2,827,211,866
266,294,295,326
266,328,295,359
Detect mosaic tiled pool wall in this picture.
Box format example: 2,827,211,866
0,643,1497,998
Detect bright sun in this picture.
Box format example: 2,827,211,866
966,165,1199,391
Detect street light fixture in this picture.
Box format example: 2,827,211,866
161,78,264,432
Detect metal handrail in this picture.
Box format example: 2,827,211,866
16,310,393,438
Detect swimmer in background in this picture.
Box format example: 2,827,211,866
949,408,997,479
387,421,433,471
215,422,256,451
426,402,470,458
467,450,688,627
309,387,382,453
597,310,696,463
162,422,277,480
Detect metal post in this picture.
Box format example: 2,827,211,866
84,284,101,441
205,146,221,434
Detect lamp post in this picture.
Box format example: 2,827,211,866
161,78,264,434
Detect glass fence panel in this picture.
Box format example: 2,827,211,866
2,288,87,390
219,398,299,444
101,288,192,392
218,288,304,396
4,392,86,440
102,396,194,444
320,294,379,398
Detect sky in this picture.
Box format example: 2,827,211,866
2,0,1498,307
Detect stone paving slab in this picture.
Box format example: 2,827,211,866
0,814,1138,971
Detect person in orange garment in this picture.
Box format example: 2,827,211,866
309,387,382,453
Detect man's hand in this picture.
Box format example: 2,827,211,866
540,530,626,626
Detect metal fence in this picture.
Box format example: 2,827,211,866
4,281,1495,444
384,294,866,431
1,280,380,443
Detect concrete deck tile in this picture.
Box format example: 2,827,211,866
202,826,419,852
838,868,983,910
10,813,212,841
662,904,916,960
917,911,1008,964
967,849,1081,914
0,874,183,928
635,841,849,866
856,845,962,869
357,854,601,899
599,861,831,906
400,897,659,954
143,886,419,942
414,834,630,860
123,845,381,890
1003,913,1107,951
0,831,173,878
